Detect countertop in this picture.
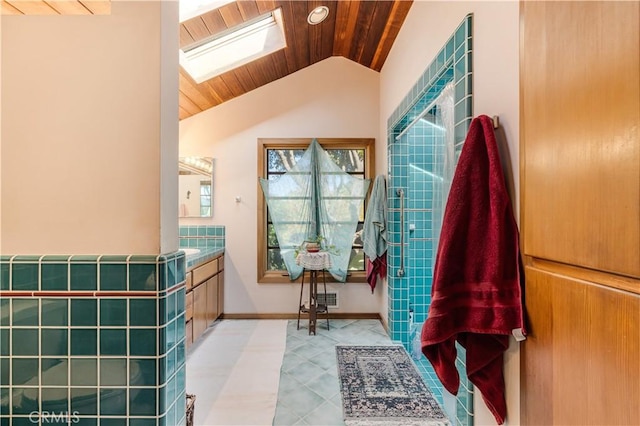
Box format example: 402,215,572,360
181,247,225,270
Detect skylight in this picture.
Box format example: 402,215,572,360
180,8,287,84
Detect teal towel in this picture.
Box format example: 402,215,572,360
363,175,387,261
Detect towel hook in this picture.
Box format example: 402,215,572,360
492,115,500,129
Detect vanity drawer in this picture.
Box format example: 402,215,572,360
186,291,194,321
192,258,218,285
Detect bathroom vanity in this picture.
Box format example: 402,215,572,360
184,252,224,349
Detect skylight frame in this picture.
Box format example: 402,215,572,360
180,8,287,84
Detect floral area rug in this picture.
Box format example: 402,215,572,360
336,345,450,426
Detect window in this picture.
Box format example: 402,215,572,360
200,181,211,216
180,8,286,83
257,138,375,283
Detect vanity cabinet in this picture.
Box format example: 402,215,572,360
185,254,224,349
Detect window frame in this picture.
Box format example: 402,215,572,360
257,138,375,284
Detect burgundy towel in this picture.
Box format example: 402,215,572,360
421,115,525,425
366,253,387,293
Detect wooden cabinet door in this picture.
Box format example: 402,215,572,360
185,291,194,322
520,2,640,424
193,284,207,341
206,276,218,324
217,270,224,318
185,319,193,351
521,0,640,278
522,266,639,425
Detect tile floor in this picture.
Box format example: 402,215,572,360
186,320,288,425
186,319,448,426
273,319,394,426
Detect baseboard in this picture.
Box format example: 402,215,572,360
221,312,383,321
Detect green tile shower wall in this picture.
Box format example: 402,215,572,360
0,253,187,426
387,14,474,426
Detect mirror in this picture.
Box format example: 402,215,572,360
179,157,213,217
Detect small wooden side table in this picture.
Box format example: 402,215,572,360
295,251,331,335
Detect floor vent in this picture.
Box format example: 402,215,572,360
318,292,338,308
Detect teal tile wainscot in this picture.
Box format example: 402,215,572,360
178,225,225,269
0,252,187,426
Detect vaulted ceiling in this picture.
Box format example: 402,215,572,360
1,0,413,121
179,0,413,120
1,0,109,15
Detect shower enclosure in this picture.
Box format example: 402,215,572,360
386,15,474,426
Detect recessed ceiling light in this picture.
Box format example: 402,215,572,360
307,6,329,25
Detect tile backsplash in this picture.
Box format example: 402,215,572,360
178,225,225,251
0,252,187,425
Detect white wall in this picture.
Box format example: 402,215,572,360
379,1,520,425
0,13,3,255
1,1,179,254
179,56,383,314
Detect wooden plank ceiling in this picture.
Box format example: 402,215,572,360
179,0,413,120
1,0,110,14
1,0,412,120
